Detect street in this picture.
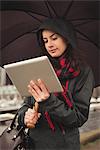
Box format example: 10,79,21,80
80,109,100,133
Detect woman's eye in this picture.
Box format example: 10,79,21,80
44,40,48,43
52,37,57,40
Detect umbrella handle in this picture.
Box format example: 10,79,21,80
33,102,39,112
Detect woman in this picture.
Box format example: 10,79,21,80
18,18,94,150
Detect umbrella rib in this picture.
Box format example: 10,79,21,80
69,18,98,21
44,0,53,17
63,0,74,17
25,11,48,18
25,11,43,23
23,10,49,18
46,0,58,17
77,38,89,42
2,8,49,18
76,29,99,48
1,1,49,17
1,31,35,50
74,20,96,27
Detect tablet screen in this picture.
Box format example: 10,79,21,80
4,56,63,97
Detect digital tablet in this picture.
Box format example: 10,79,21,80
4,56,63,97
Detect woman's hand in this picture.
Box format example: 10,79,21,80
24,102,41,128
28,79,50,102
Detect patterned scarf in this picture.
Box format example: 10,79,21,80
45,52,80,131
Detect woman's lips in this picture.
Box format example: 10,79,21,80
49,49,58,53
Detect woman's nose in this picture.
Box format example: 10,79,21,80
47,40,54,48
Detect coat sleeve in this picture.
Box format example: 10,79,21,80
39,65,94,127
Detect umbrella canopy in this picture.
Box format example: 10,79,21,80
0,0,100,87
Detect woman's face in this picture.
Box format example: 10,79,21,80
42,30,68,57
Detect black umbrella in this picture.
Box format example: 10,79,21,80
0,0,100,87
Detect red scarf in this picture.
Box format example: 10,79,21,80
45,53,80,131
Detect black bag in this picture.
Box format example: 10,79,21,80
0,109,34,150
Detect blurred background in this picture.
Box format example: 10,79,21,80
0,1,100,149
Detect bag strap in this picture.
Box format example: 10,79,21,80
9,103,31,130
9,111,18,129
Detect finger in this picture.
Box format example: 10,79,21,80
30,80,44,101
38,113,41,118
25,113,40,127
25,118,35,125
37,79,49,93
30,80,42,94
28,82,45,102
25,109,37,121
25,114,38,124
27,123,35,128
37,79,50,99
26,109,35,118
28,85,40,101
24,117,33,126
28,115,38,124
27,108,35,113
25,115,35,124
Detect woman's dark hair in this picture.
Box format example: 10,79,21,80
37,18,84,70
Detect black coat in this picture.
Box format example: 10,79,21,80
18,64,94,150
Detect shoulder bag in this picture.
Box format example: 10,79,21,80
0,106,34,150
